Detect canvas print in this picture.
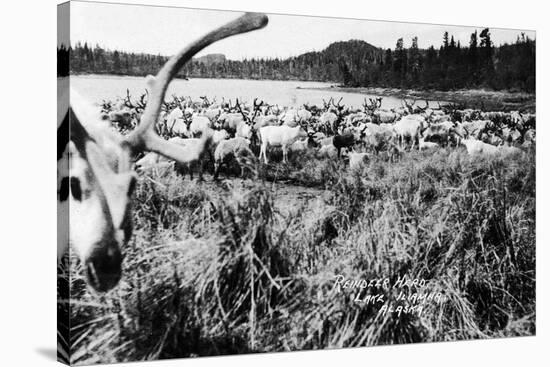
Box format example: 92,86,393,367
57,1,536,365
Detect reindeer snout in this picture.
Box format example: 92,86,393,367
85,240,122,292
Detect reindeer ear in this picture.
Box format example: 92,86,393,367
69,107,92,158
69,89,109,157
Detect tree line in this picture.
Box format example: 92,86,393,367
58,28,535,92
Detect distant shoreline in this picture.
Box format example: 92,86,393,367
300,86,536,113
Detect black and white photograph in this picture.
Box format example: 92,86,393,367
57,1,536,365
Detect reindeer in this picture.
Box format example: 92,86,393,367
213,137,255,180
258,122,309,164
57,13,269,292
363,97,382,116
199,95,211,109
107,89,147,131
442,102,466,122
332,132,355,158
234,98,265,151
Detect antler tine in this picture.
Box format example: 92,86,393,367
251,98,264,122
255,98,264,111
124,88,135,108
136,93,147,110
235,98,249,122
418,100,429,111
126,12,268,157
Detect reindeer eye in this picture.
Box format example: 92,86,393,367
59,177,69,202
127,176,137,197
70,177,82,201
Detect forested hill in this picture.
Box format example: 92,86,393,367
194,53,226,66
58,29,535,92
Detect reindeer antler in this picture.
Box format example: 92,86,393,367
332,97,343,109
253,98,264,109
125,13,268,160
136,92,147,110
402,98,417,113
124,89,135,109
417,100,429,113
250,98,264,123
235,98,249,122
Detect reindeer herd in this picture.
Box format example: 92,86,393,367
100,89,536,179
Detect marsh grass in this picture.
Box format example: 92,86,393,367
61,147,535,365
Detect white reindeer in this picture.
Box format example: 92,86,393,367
418,137,439,150
189,115,212,137
166,107,192,136
258,125,308,163
393,114,425,150
461,137,498,156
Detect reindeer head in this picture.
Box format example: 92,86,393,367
322,97,333,111
363,97,382,115
330,97,345,115
199,95,211,108
295,119,310,139
58,89,135,292
402,99,416,115
236,98,264,125
58,13,269,292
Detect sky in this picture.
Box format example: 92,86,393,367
65,1,536,60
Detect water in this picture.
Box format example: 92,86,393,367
71,74,437,110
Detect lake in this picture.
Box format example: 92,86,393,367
71,74,435,110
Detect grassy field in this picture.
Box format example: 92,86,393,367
60,145,536,365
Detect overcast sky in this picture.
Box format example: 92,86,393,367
66,1,536,60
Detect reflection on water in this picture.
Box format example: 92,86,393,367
72,74,438,110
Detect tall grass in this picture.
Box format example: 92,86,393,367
61,146,535,365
